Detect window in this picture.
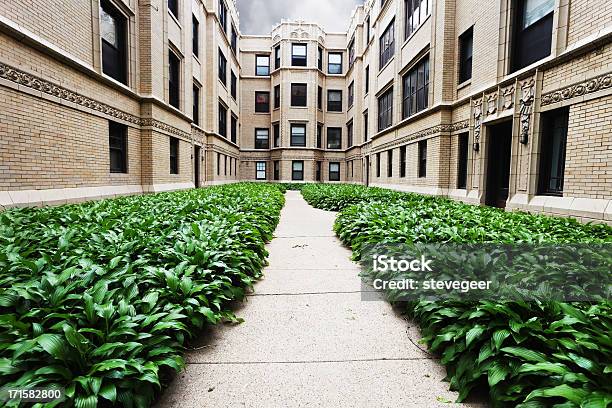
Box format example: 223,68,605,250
231,71,237,99
379,19,395,69
317,124,323,148
457,133,468,188
365,66,370,94
255,92,270,113
275,45,281,69
538,108,568,195
274,85,280,109
218,0,227,33
291,83,307,107
292,161,304,181
255,128,269,149
405,0,431,39
400,146,406,177
347,121,354,147
169,137,179,174
218,102,227,137
418,140,427,178
224,155,227,175
100,0,127,85
168,0,178,19
329,162,340,181
512,0,554,72
378,87,393,131
364,111,369,142
192,15,199,57
348,38,355,68
317,86,323,110
328,53,342,74
458,27,473,83
376,152,381,177
327,90,342,112
387,150,393,177
348,81,354,108
109,121,127,173
231,114,238,144
366,15,371,42
218,48,227,85
256,55,270,76
231,25,238,54
274,161,280,180
217,153,221,175
290,124,306,147
273,123,280,147
292,44,307,66
229,157,232,176
169,50,180,109
193,83,200,125
327,127,342,149
256,162,267,180
316,161,322,181
318,47,323,70
402,56,430,118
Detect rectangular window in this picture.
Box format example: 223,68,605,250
255,91,270,113
218,102,227,137
291,83,307,107
458,27,473,83
327,127,342,149
169,136,179,174
318,46,323,70
329,162,340,181
387,150,393,177
347,121,354,147
256,55,270,76
405,0,431,39
292,44,307,66
457,133,469,188
218,48,227,85
348,81,354,108
224,155,227,175
316,161,322,181
231,114,238,144
400,145,406,177
255,128,270,149
109,121,127,173
168,0,178,19
229,157,232,176
274,161,280,180
363,111,369,142
379,19,395,70
317,86,323,110
273,123,280,147
169,50,180,109
378,87,393,131
274,85,280,109
402,56,430,119
317,124,323,148
418,140,427,178
292,161,304,181
217,153,221,175
291,124,306,147
192,15,199,57
365,66,370,94
348,38,355,68
231,25,238,54
256,161,267,180
376,152,381,177
275,45,281,70
512,0,554,72
100,0,127,85
538,108,568,195
327,90,342,112
231,71,237,99
193,83,200,125
218,0,227,33
328,53,343,74
366,15,371,42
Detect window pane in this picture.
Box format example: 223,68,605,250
100,7,118,47
523,0,555,28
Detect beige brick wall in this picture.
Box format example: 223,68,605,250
567,0,612,47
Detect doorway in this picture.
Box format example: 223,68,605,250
485,121,513,208
194,146,201,188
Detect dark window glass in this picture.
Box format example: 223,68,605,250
231,25,238,53
317,86,323,110
418,140,427,178
192,15,199,57
218,49,227,85
273,123,280,147
218,103,227,137
256,55,270,76
292,44,307,66
329,162,340,181
255,92,270,113
109,121,127,173
231,71,237,99
457,133,469,188
318,47,323,70
378,87,393,131
317,124,323,148
387,150,393,177
512,0,554,72
274,85,280,109
224,155,227,175
366,15,371,42
316,161,322,181
365,66,370,94
168,0,178,19
275,45,281,69
255,128,269,149
193,84,200,125
231,115,237,144
402,56,429,118
327,127,342,149
459,27,473,83
290,124,306,147
256,161,266,180
348,38,355,68
274,161,280,180
327,90,342,112
379,19,395,69
291,83,307,107
292,161,304,180
400,146,406,177
347,122,353,147
218,0,227,33
348,81,354,108
170,136,179,174
364,111,369,142
405,0,431,39
328,53,343,74
538,108,568,195
217,153,221,175
169,50,180,109
376,152,381,177
101,0,127,84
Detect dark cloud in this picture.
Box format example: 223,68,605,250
236,0,362,35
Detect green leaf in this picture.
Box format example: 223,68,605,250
518,362,569,375
501,346,546,363
36,334,66,360
526,384,588,404
99,382,117,403
74,395,97,408
465,325,486,348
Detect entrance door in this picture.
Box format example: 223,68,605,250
485,121,512,208
365,156,370,186
194,146,201,188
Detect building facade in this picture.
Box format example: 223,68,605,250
1,0,611,223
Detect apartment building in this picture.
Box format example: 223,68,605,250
1,0,611,223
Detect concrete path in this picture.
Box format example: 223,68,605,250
158,191,483,407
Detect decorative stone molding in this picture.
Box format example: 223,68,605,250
472,99,483,151
486,93,498,116
371,120,469,153
541,72,612,106
502,87,515,110
205,144,240,158
519,79,535,144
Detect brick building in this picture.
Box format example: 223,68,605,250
0,0,611,223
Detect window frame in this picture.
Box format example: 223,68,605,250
347,121,354,148
378,87,393,131
458,27,473,84
379,19,395,70
457,133,469,188
348,81,355,108
365,65,370,94
328,52,343,74
274,84,280,109
254,128,270,149
192,83,200,125
230,114,238,144
256,161,267,180
255,91,270,113
218,102,227,137
274,160,280,180
109,121,128,174
327,90,343,112
418,140,427,178
404,0,432,40
348,37,355,68
218,0,227,33
230,71,237,100
290,123,307,147
329,162,341,181
327,127,342,150
402,55,430,119
363,111,369,142
275,44,281,69
218,48,227,85
292,160,304,181
387,149,393,177
231,25,238,54
400,145,406,178
318,46,323,70
511,0,554,72
168,49,180,109
192,15,199,58
291,83,307,107
100,0,128,85
273,123,280,147
376,152,381,177
291,43,307,67
256,54,270,76
538,107,568,196
168,0,179,19
169,136,179,175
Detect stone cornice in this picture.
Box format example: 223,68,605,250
541,72,612,106
372,120,470,153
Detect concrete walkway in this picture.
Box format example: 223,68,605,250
158,191,482,407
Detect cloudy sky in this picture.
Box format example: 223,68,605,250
236,0,363,35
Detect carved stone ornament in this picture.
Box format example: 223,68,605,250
502,86,515,110
541,72,612,106
472,99,483,151
519,79,535,144
486,93,498,116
